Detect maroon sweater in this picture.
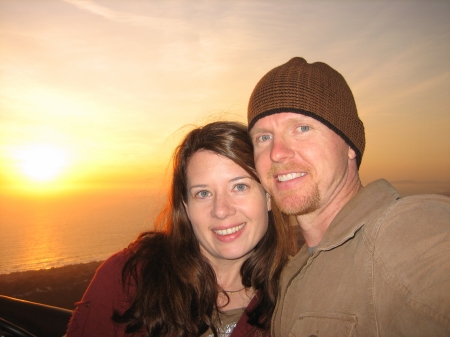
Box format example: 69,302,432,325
66,249,268,336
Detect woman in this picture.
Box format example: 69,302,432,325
66,121,295,337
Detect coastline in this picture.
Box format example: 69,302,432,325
0,260,103,310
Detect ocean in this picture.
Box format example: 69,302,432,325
0,188,165,275
1,180,448,275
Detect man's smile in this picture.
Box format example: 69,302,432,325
277,172,307,182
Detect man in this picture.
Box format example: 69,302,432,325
247,57,450,336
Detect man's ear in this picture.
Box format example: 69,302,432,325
266,192,272,211
348,146,357,160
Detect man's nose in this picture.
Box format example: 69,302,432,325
270,137,294,162
211,193,236,219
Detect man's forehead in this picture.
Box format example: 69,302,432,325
250,112,318,131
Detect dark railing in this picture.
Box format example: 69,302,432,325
0,295,72,337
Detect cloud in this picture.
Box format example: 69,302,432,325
60,0,183,28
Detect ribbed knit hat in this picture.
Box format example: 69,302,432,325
248,57,365,168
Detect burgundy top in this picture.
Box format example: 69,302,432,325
66,249,269,336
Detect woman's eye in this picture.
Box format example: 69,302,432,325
196,190,211,198
298,125,310,133
234,184,248,192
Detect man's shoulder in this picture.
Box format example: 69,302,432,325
367,187,450,269
361,179,450,210
357,180,450,232
381,191,450,228
369,190,450,330
398,192,450,207
348,180,450,255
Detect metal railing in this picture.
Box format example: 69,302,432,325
0,295,72,337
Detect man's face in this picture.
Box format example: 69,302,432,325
249,112,354,216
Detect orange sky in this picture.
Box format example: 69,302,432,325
1,0,449,196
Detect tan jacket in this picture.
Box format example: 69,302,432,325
272,179,450,336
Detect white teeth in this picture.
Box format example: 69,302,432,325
277,172,306,182
213,223,245,236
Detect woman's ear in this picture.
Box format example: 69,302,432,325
183,200,190,217
266,192,272,211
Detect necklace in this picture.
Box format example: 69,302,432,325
222,287,245,295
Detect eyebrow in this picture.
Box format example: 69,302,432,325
250,116,312,135
249,127,265,136
230,175,252,182
188,175,252,191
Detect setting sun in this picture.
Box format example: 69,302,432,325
15,145,69,182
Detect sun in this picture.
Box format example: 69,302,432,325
15,144,69,182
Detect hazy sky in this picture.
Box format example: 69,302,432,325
1,0,449,195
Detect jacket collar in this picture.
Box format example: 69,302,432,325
315,179,400,252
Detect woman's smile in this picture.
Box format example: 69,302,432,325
213,223,246,236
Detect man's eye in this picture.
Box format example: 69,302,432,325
196,190,210,198
258,134,271,142
298,125,310,132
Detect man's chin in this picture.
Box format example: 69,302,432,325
273,190,321,216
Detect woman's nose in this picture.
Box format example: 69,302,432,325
211,194,236,219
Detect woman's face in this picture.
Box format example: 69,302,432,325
184,150,270,267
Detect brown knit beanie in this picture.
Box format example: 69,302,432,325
248,57,365,168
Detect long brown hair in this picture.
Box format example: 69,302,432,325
113,121,295,336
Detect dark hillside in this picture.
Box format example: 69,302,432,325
0,261,103,310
